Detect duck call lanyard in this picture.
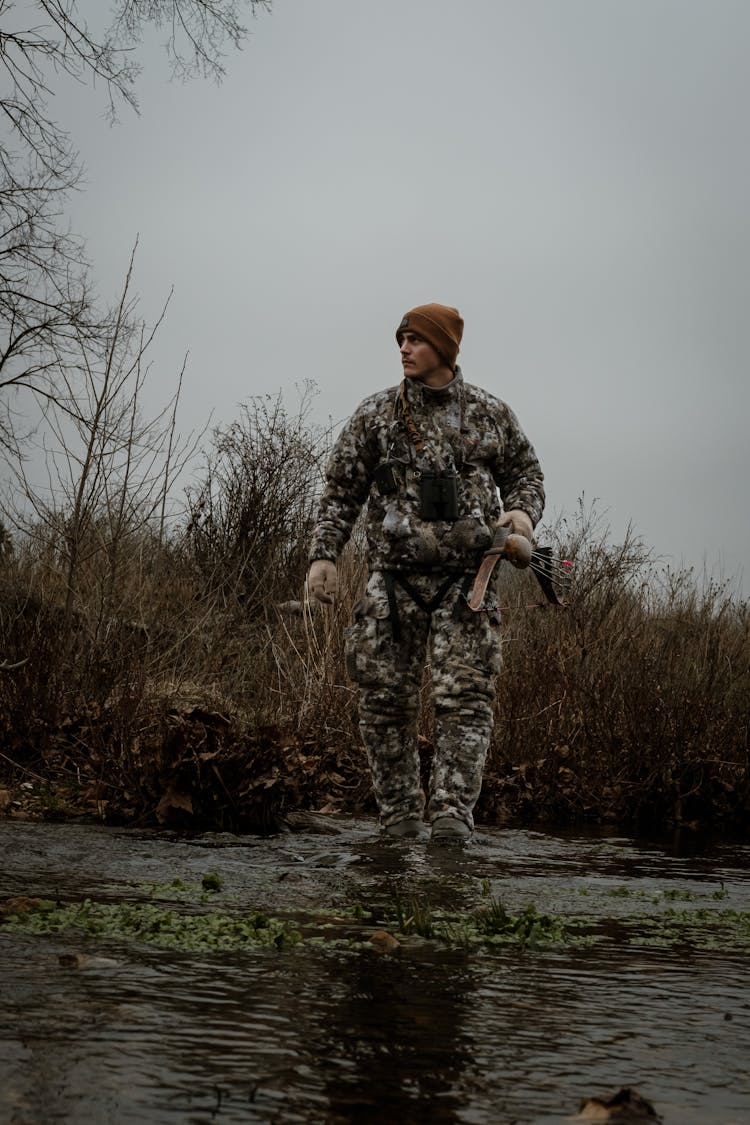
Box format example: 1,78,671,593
396,379,425,454
392,377,466,467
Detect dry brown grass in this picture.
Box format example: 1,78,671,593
481,509,750,830
1,421,747,834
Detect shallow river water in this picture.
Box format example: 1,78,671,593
1,817,749,1124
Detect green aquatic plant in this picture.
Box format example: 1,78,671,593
472,899,568,947
346,901,375,922
201,872,224,892
107,874,235,903
585,882,729,906
3,898,301,952
374,890,572,949
10,876,742,959
625,907,750,952
390,891,434,938
661,883,728,902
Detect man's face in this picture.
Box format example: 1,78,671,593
399,331,445,383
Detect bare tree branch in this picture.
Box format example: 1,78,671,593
0,0,270,451
5,240,203,634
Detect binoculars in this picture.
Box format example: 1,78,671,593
374,462,460,521
419,470,459,521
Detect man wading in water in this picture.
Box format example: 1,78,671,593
307,304,545,841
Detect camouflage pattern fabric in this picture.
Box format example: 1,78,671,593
309,368,545,572
344,571,503,829
310,368,544,830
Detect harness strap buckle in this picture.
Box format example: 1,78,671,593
383,571,465,642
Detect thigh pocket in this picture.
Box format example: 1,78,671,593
344,573,394,684
460,612,504,679
344,616,394,685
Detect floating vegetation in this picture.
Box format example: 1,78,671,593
2,898,301,952
102,874,236,904
545,881,749,953
474,899,568,946
201,872,224,892
623,907,750,952
2,874,747,957
603,883,728,904
1,887,576,955
376,891,573,949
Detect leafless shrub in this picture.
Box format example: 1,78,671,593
5,243,198,628
483,502,750,829
0,246,198,761
184,387,328,615
1,397,747,833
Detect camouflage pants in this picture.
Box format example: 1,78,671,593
344,570,503,829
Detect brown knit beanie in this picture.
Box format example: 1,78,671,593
396,303,464,368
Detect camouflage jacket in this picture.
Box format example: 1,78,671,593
309,368,545,573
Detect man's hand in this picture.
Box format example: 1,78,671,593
307,559,338,605
499,509,534,542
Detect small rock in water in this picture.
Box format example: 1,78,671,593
574,1086,661,1122
59,952,121,970
369,930,400,954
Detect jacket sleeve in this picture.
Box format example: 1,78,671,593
492,405,545,528
308,402,380,563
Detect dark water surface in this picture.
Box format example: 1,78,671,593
1,818,749,1124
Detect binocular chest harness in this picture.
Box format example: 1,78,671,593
376,380,566,641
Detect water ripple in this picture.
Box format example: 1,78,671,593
1,818,749,1123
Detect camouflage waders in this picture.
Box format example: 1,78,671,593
345,570,503,830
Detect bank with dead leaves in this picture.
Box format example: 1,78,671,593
1,503,748,835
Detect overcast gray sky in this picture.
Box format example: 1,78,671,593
51,0,750,594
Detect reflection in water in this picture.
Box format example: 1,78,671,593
1,820,749,1124
316,948,477,1124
